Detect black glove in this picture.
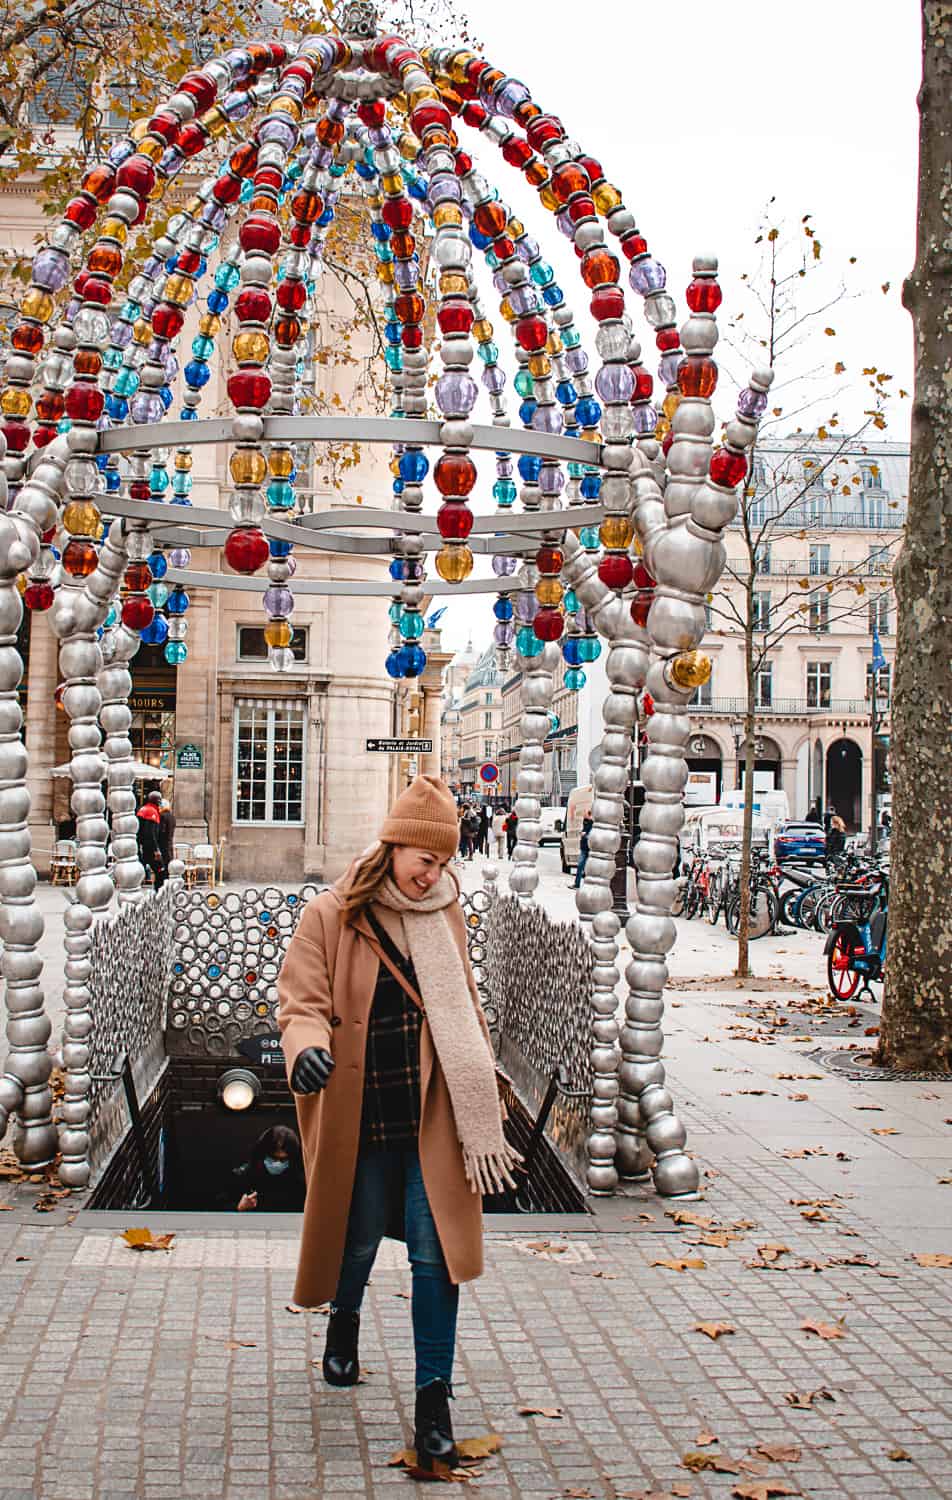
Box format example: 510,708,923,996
291,1046,335,1095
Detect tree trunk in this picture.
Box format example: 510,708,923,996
878,2,952,1070
735,589,757,978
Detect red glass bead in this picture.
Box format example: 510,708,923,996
276,279,306,312
65,384,104,421
550,162,590,203
291,189,324,224
178,122,207,157
248,192,278,215
274,316,300,348
316,117,345,146
81,165,115,203
269,43,288,66
369,34,403,70
581,249,619,290
122,596,155,630
502,138,533,169
436,502,474,540
32,426,57,449
381,195,413,231
35,393,64,421
536,546,564,574
65,196,96,230
152,305,184,339
116,156,156,199
24,582,54,612
515,316,547,352
401,324,423,350
239,215,280,255
598,553,634,590
358,99,386,127
493,236,515,261
390,230,416,260
655,327,680,351
394,292,425,324
464,58,489,87
461,101,487,128
621,233,648,261
283,61,313,85
41,527,56,544
213,174,241,205
227,370,272,410
81,277,112,305
179,72,216,112
473,200,508,237
224,526,269,574
709,447,748,488
526,115,564,151
435,454,476,498
568,195,596,225
662,431,674,457
633,563,656,590
12,324,43,355
235,287,272,323
176,250,202,275
454,150,474,176
129,481,151,501
146,112,179,144
533,608,564,643
288,223,310,249
62,540,99,577
410,101,452,136
630,366,653,401
579,155,604,184
230,142,258,176
678,357,717,398
590,287,625,322
630,594,651,628
437,302,474,336
1,422,29,453
124,562,152,592
685,278,723,314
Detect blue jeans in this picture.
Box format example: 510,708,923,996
333,1147,459,1390
573,847,589,888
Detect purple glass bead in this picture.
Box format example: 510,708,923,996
367,127,389,147
159,147,185,178
263,586,295,618
286,554,297,577
494,79,530,117
169,547,191,568
564,348,589,376
556,209,574,239
521,235,541,261
130,393,164,424
112,322,134,349
435,372,478,416
147,338,168,363
222,92,253,121
515,591,539,623
631,403,659,435
496,460,513,478
492,554,518,577
658,352,682,387
575,606,590,634
394,261,418,289
482,365,506,395
532,404,564,436
165,354,179,384
493,621,516,646
595,363,635,403
281,76,307,100
327,97,348,121
315,145,334,169
258,118,298,151
143,255,164,278
201,203,227,230
225,48,251,80
32,248,71,293
508,285,540,315
428,173,460,206
107,139,136,168
65,296,82,322
492,270,509,296
539,464,565,495
629,257,667,296
737,387,769,420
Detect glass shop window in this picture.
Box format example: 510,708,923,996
237,626,308,662
234,705,305,825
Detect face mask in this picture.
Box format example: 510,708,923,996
263,1156,290,1176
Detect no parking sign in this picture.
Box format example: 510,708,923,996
478,762,499,785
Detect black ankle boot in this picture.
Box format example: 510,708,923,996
322,1309,360,1387
414,1379,458,1471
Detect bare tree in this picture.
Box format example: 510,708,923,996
877,2,952,1070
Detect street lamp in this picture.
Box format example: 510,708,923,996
729,716,742,789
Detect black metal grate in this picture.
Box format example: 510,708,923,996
807,1046,952,1082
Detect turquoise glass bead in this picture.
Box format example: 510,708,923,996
266,480,296,509
171,472,192,497
516,627,544,657
564,589,578,613
214,263,241,292
399,610,425,639
191,334,215,359
563,325,581,348
149,467,169,495
148,582,170,608
564,668,586,690
477,341,500,364
579,636,602,663
164,641,188,665
493,478,517,507
579,527,601,550
388,601,402,623
530,260,554,286
113,367,140,397
514,370,534,398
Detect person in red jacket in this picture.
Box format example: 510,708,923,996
136,791,166,889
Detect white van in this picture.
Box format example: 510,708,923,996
559,782,646,873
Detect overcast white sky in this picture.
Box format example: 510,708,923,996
411,0,922,651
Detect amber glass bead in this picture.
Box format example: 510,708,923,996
230,449,267,485
550,162,590,204
265,620,292,648
100,218,129,244
62,540,99,577
269,448,294,478
677,357,717,398
35,392,63,421
12,324,43,354
434,544,473,583
274,317,300,348
524,160,549,188
21,290,53,323
599,516,633,550
439,272,468,296
317,117,345,146
233,331,270,365
580,248,620,289
74,350,102,377
472,318,493,343
527,353,551,379
291,189,323,223
377,262,395,286
124,561,152,591
434,453,476,497
175,450,193,471
535,577,564,607
499,297,517,324
394,292,424,324
545,333,563,357
132,318,152,344
269,96,301,121
539,185,559,212
137,136,165,161
593,182,622,215
198,313,221,337
662,391,681,420
0,389,30,418
82,164,116,202
473,200,508,237
163,274,193,307
389,231,416,259
431,203,460,230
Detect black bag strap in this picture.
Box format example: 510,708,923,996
364,910,425,1013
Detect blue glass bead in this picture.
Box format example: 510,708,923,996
516,627,544,658
543,285,564,307
581,474,602,499
355,160,374,180
579,636,602,663
239,178,253,202
384,321,402,345
149,467,169,495
207,289,228,313
164,641,188,665
180,408,197,421
166,588,189,615
191,334,215,360
148,551,167,579
575,396,602,428
266,479,295,509
104,606,117,628
171,472,192,496
317,207,334,227
269,539,292,558
398,644,426,677
196,255,208,279
493,597,514,621
580,526,601,550
105,395,128,421
96,454,110,471
214,263,241,292
493,478,517,507
184,359,211,388
518,454,542,482
371,220,391,242
469,226,492,250
113,367,140,397
399,450,429,483
392,478,405,494
564,668,586,691
165,256,177,273
408,177,427,201
385,650,404,679
158,386,173,411
400,610,425,639
562,637,584,666
556,380,577,406
105,469,122,491
141,615,169,645
514,370,534,398
519,399,537,426
389,559,407,582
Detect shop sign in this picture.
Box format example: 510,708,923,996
176,742,203,770
130,693,175,711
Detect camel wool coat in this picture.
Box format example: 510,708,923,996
276,875,489,1309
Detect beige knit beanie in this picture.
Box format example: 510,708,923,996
379,775,459,861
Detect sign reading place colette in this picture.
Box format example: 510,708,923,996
366,737,433,754
176,743,203,770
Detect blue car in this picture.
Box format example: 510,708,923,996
774,820,827,863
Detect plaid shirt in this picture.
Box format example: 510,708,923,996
360,951,422,1152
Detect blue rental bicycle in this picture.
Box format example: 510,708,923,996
825,871,888,1001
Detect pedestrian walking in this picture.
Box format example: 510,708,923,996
571,814,593,889
491,805,507,860
827,812,847,863
277,776,518,1472
136,790,166,889
158,796,176,869
504,807,518,858
477,804,491,856
232,1125,306,1213
458,804,473,860
463,804,480,860
806,798,822,825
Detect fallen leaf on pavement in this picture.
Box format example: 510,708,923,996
694,1321,734,1339
695,1429,717,1446
682,1451,740,1474
667,1209,715,1230
800,1318,845,1340
800,1207,829,1222
563,1490,593,1498
782,1147,828,1159
517,1406,562,1419
756,1244,791,1263
887,1447,912,1462
120,1228,175,1252
787,1094,810,1102
912,1253,952,1268
732,1484,799,1500
457,1435,502,1461
697,1231,739,1249
223,1339,256,1350
784,1387,836,1408
826,1253,879,1268
854,1104,883,1111
753,1444,801,1463
389,1433,502,1481
937,1176,952,1185
872,1127,900,1135
652,1257,706,1272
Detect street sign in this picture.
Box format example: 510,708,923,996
176,742,203,770
237,1033,285,1067
366,737,433,754
478,762,500,784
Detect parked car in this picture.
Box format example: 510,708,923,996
773,820,827,863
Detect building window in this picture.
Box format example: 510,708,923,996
689,677,713,708
754,544,771,576
484,711,492,729
867,544,890,575
237,626,308,662
752,591,771,633
862,464,883,490
809,543,830,576
754,661,773,709
865,493,886,528
806,661,832,709
234,703,305,824
485,693,493,704
484,740,494,759
868,594,891,634
866,662,891,702
809,594,830,632
749,495,767,528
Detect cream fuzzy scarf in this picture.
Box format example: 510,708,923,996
372,871,520,1195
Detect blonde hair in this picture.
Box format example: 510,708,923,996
339,842,394,925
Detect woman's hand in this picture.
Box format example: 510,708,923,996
237,1191,257,1211
291,1046,335,1095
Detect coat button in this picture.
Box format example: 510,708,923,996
330,1016,341,1028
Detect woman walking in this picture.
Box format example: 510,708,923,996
277,776,517,1470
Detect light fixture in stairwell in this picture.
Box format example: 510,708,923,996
218,1069,261,1112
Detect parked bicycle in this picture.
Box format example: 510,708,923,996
826,871,889,1000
